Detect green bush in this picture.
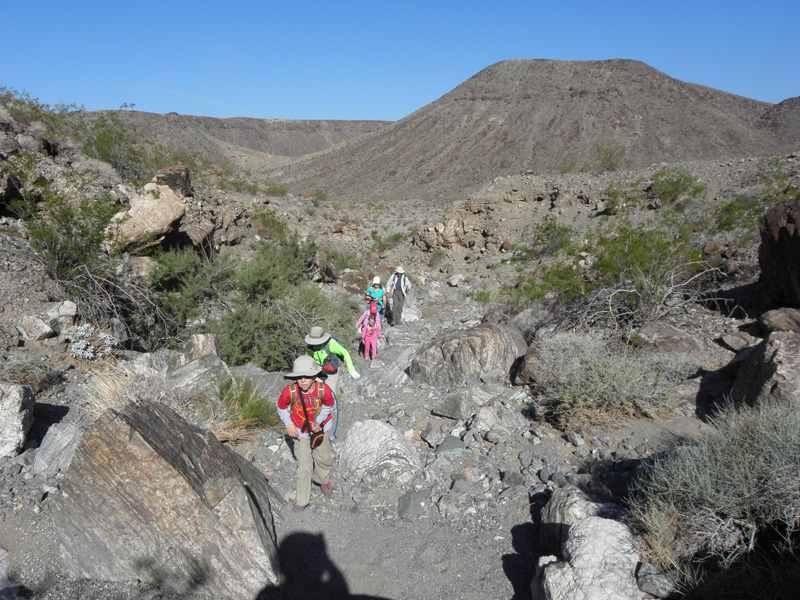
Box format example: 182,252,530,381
264,183,287,196
0,86,80,141
600,181,642,215
650,167,706,207
628,401,800,598
251,207,289,239
597,144,626,172
151,247,235,325
234,234,316,302
3,152,168,341
587,221,707,325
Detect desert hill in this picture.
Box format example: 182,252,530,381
81,110,390,172
272,59,798,203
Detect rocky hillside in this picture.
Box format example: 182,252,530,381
272,59,799,203
80,110,390,172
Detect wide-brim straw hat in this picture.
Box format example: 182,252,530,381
284,355,324,379
304,326,331,346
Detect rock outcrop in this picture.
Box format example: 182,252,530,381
51,400,282,600
409,322,527,386
0,383,34,457
758,197,800,307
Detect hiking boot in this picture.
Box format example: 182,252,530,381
292,504,307,512
319,482,333,496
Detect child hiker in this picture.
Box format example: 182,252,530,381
276,355,336,512
361,311,382,360
356,301,382,331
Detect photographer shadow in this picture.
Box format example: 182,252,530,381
257,532,391,600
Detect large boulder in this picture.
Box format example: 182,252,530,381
731,331,800,407
51,400,282,600
339,420,421,486
539,486,623,553
154,165,192,197
759,197,800,307
113,183,185,248
534,517,641,600
409,322,527,386
0,383,35,457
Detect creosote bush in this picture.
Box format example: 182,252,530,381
649,167,706,208
628,401,800,598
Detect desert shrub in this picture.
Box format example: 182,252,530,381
151,247,235,325
518,220,574,259
0,86,80,141
218,375,280,428
0,355,59,393
74,107,202,185
318,244,362,277
600,180,643,215
628,401,800,598
234,234,316,302
511,261,588,307
715,179,799,239
251,207,289,239
541,349,682,428
264,183,287,196
426,248,445,269
585,221,710,327
311,189,327,206
597,144,626,172
217,175,259,194
3,152,167,339
374,230,412,253
649,167,706,207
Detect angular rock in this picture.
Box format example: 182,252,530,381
114,183,185,248
171,333,222,369
635,561,680,599
32,421,82,477
51,400,281,600
409,322,527,386
340,420,421,485
761,307,800,334
0,383,35,457
45,300,77,333
537,517,640,600
731,331,800,407
154,165,192,197
539,486,623,553
17,315,55,341
759,197,800,306
432,390,475,421
398,489,431,520
636,322,705,353
164,353,231,399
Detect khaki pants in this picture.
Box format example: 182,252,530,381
318,372,340,398
392,290,406,324
294,434,332,507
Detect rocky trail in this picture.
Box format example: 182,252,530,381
0,268,737,600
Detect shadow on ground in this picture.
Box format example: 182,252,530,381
257,532,391,600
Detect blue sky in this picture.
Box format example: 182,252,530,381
4,1,798,121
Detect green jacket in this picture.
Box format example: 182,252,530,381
306,337,355,375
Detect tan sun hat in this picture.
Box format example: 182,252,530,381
284,355,324,379
395,266,405,274
304,326,331,346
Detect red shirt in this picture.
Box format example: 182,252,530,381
276,381,335,432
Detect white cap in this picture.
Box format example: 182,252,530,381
372,276,381,284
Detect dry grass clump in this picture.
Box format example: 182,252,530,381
214,418,263,444
531,329,697,429
87,369,152,415
628,401,800,598
1,356,59,393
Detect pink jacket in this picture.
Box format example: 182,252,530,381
361,322,381,343
356,308,381,331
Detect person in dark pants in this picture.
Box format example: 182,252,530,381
385,266,411,325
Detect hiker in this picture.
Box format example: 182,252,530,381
364,276,386,318
385,266,412,325
360,312,382,361
305,325,360,397
355,301,382,331
276,355,336,512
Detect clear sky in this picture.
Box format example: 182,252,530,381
3,1,798,121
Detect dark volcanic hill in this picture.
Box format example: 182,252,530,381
272,59,799,203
